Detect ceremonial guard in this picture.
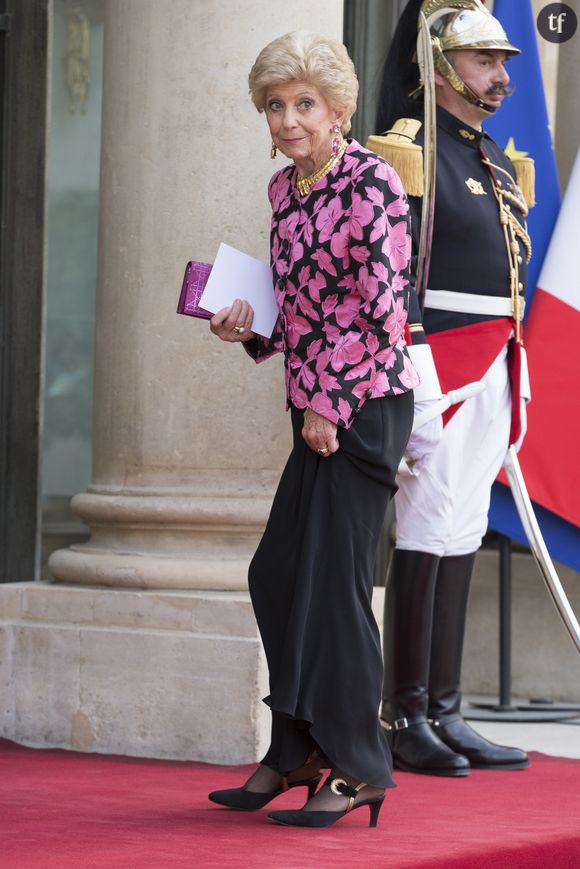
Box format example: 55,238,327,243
368,0,533,776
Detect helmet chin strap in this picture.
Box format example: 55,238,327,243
433,42,498,114
450,74,497,114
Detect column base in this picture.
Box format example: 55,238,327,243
0,583,270,763
48,548,254,590
48,474,277,590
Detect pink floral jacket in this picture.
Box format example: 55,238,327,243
245,139,419,428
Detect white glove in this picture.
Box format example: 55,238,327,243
513,398,528,453
403,398,443,474
397,382,486,477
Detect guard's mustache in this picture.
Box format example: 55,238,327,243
486,83,515,97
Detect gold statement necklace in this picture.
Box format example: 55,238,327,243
296,140,348,196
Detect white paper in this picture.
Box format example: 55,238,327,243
199,243,277,339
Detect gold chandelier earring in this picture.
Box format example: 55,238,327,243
271,141,277,159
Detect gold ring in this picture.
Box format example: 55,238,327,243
233,324,245,334
318,446,329,455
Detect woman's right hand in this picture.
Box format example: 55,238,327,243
210,299,255,342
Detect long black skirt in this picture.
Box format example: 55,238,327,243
248,392,414,789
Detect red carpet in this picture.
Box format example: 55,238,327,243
1,739,579,868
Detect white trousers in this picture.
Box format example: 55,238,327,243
395,344,511,557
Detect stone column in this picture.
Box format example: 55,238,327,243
554,0,580,189
49,0,342,590
1,0,341,762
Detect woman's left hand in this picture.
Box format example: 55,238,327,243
209,299,256,343
302,408,339,457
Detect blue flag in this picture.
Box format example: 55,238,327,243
484,0,560,300
484,0,580,570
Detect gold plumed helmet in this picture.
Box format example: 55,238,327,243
423,0,520,54
421,0,520,112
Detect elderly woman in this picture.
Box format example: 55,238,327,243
208,31,418,828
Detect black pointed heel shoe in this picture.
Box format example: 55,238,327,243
208,772,321,811
268,775,385,828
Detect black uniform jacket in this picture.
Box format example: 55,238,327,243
406,106,529,339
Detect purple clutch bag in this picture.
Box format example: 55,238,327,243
176,260,213,320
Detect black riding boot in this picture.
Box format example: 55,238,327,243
428,553,529,770
381,549,470,777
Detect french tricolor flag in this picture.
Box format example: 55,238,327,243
482,0,580,568
518,148,580,535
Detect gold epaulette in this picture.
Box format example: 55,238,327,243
509,155,535,208
366,119,424,197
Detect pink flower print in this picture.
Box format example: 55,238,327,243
345,334,395,381
284,277,298,300
289,350,317,391
296,209,314,247
319,370,341,392
330,331,366,372
354,315,375,333
385,165,406,198
371,261,391,285
297,265,310,289
377,346,396,373
372,161,391,182
289,376,309,409
297,290,320,322
271,235,288,276
283,302,312,349
308,270,326,303
290,238,304,263
337,398,352,423
330,224,350,268
366,333,380,356
315,346,333,375
338,273,357,292
312,195,327,216
382,219,411,272
322,294,338,318
352,367,390,400
315,196,344,243
310,391,339,424
305,338,323,361
279,214,304,263
312,248,337,277
258,315,285,356
382,296,407,346
365,186,385,208
273,275,285,309
373,284,395,319
331,176,352,195
370,210,388,244
269,172,292,212
350,192,374,241
398,351,420,389
373,161,405,198
335,293,362,328
321,322,342,347
355,267,380,306
386,196,409,217
279,211,300,236
342,153,361,174
351,245,370,265
390,272,409,295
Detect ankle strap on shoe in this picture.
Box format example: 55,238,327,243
429,712,463,729
325,776,366,813
381,716,409,732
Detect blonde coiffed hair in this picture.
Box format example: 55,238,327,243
248,31,358,134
